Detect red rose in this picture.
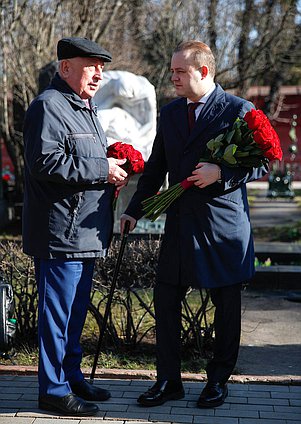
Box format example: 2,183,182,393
264,144,283,161
253,125,277,149
107,142,144,175
244,109,269,130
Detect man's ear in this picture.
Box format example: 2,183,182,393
60,59,71,78
200,65,209,79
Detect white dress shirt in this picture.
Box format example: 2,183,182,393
187,83,216,121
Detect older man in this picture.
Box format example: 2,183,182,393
23,37,127,416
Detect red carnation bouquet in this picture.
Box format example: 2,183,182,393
142,109,282,222
107,141,144,209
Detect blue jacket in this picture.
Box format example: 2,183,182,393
22,73,114,259
125,84,269,288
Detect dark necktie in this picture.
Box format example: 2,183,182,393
188,102,200,132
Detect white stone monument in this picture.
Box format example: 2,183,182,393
93,70,157,161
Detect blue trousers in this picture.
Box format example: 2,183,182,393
34,258,95,396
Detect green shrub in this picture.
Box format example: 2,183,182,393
0,238,214,358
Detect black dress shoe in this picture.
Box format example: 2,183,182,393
137,380,185,407
197,382,228,408
38,393,99,416
70,379,111,401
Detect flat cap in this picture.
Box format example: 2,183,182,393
57,37,112,62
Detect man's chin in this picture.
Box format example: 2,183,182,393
174,88,184,97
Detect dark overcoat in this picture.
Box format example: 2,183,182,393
125,84,269,288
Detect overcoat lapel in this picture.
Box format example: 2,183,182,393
171,98,190,142
186,84,228,148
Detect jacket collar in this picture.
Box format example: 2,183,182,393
50,73,98,115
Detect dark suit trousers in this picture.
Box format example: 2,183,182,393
154,282,242,383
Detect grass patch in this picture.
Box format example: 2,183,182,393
252,220,301,242
5,343,208,373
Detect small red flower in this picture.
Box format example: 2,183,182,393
107,142,144,175
246,111,282,161
244,109,269,130
107,141,144,210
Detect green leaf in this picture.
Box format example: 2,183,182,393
235,151,250,157
232,118,243,130
206,138,223,152
232,127,242,145
223,144,238,164
225,129,235,144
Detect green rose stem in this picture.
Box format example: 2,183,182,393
142,179,194,222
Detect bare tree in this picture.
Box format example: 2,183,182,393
0,0,143,201
0,0,300,206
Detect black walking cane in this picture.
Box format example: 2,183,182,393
90,220,131,383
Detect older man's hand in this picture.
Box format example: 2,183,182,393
107,158,128,184
120,214,136,235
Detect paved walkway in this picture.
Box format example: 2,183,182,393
0,375,301,423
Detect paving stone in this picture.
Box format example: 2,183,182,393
0,400,36,409
193,417,238,424
229,403,273,411
107,390,124,398
16,410,51,418
121,392,140,399
127,404,171,414
274,405,301,413
98,404,128,412
235,390,271,398
106,411,149,420
149,412,193,423
102,397,134,405
129,380,152,387
18,394,38,401
215,408,259,418
34,419,80,424
272,391,301,399
0,387,37,395
108,385,141,393
227,396,248,404
0,419,34,423
0,410,16,416
81,421,119,424
290,386,301,393
290,399,301,406
249,384,289,392
164,399,189,407
260,411,301,420
239,420,286,424
186,400,231,410
181,393,199,402
171,406,214,416
17,410,105,419
105,380,131,386
0,393,22,400
0,381,31,388
248,397,289,406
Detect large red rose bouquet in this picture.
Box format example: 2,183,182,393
107,141,144,209
142,109,282,222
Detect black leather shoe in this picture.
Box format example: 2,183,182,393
38,393,99,416
137,380,185,407
70,379,111,401
197,382,228,408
